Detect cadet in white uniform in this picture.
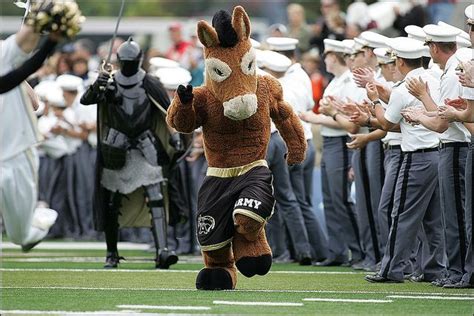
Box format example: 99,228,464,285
365,37,446,283
439,6,474,288
266,37,328,262
0,27,58,250
301,39,363,266
405,24,471,286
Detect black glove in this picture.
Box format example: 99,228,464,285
177,84,194,104
169,133,184,152
94,72,110,91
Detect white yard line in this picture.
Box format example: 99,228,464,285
0,311,165,316
213,300,303,306
1,242,149,250
387,295,474,301
117,305,210,310
303,298,392,303
0,268,364,275
2,286,473,297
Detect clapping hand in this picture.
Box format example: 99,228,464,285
406,77,430,100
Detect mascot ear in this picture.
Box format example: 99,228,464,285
232,6,251,41
197,20,220,48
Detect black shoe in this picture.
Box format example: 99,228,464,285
432,278,459,287
104,252,125,269
156,249,178,269
21,240,42,252
351,260,366,270
313,258,347,267
408,273,425,283
365,273,403,283
299,254,312,266
443,280,473,289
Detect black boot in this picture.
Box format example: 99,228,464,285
145,184,178,269
104,251,125,268
103,191,123,269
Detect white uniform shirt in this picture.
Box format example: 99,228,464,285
437,54,471,143
385,67,440,152
321,70,367,137
378,75,403,146
282,63,314,140
462,86,474,101
0,35,41,161
37,113,70,158
72,96,97,147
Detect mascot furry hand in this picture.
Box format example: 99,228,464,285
166,6,307,290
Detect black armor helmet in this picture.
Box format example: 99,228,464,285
117,37,143,77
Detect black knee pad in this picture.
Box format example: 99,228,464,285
196,268,233,290
236,254,272,277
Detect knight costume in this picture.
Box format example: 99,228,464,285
80,38,179,269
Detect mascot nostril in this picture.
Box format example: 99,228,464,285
166,5,307,291
223,94,258,120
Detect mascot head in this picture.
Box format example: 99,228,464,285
197,6,257,121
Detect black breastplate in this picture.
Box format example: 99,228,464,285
106,81,154,138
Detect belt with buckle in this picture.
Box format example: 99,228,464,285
383,143,401,151
438,142,469,149
404,147,438,154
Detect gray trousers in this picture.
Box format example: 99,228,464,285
353,146,382,265
439,145,469,281
322,136,362,262
378,147,403,255
266,132,312,260
461,138,473,284
367,140,385,250
289,140,328,261
380,150,446,281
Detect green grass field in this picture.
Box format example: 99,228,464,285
1,242,473,315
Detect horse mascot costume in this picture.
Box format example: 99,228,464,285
167,5,307,290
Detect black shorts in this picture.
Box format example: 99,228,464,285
197,165,275,251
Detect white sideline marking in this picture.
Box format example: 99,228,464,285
3,286,474,297
303,298,392,303
117,305,211,310
1,241,149,250
213,300,303,307
0,268,364,275
387,295,474,301
0,311,162,315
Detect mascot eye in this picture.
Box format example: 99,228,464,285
206,58,231,82
241,48,256,75
214,68,224,76
248,61,253,71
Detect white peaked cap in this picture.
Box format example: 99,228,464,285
47,88,66,108
438,21,470,41
466,4,474,24
456,37,472,48
149,57,180,69
56,74,83,92
266,37,299,51
423,24,460,43
250,38,261,49
455,47,474,63
261,50,292,73
34,80,59,100
405,25,426,42
342,39,355,55
373,47,395,64
387,37,427,59
255,49,268,69
155,67,192,90
357,31,389,48
323,39,346,54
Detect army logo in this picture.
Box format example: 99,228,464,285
197,215,215,235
